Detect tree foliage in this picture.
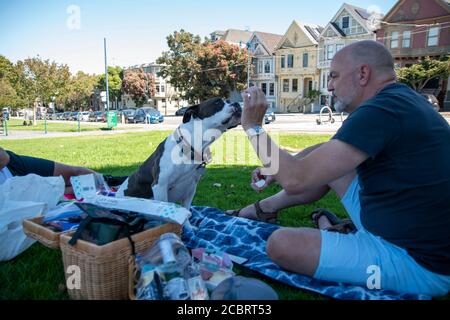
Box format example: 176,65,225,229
396,56,450,92
122,69,155,106
96,66,123,103
157,29,250,103
64,71,98,110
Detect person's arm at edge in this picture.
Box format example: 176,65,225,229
0,147,10,170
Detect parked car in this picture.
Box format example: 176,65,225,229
175,106,189,116
421,93,440,112
264,111,276,124
79,111,91,122
62,111,72,120
133,107,164,124
89,111,105,122
121,109,137,123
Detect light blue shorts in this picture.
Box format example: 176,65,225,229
313,176,450,297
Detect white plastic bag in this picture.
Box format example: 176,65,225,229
0,174,65,261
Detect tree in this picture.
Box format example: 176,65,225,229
14,57,71,124
64,71,98,111
157,29,249,103
122,69,155,107
0,55,26,110
396,56,450,92
96,66,123,107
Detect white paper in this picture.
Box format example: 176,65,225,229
70,174,97,200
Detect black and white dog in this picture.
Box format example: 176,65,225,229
116,98,242,209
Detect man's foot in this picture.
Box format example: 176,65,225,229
310,208,357,233
226,199,279,224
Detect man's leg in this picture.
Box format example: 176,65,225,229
265,172,356,277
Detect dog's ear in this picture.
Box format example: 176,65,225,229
183,105,200,123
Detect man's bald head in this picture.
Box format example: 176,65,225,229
334,40,395,77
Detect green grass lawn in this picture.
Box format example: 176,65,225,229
0,131,448,300
3,118,141,132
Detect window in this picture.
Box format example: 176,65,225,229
391,32,399,49
336,44,344,52
287,54,294,68
281,56,286,69
156,85,160,93
261,83,267,95
283,79,289,92
292,79,298,92
269,83,275,96
302,53,308,68
258,61,263,74
160,85,165,93
326,45,334,60
342,16,350,29
427,27,439,46
264,61,271,73
402,31,411,48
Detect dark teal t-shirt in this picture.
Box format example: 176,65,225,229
333,83,450,276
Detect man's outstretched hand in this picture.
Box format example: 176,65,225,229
241,87,268,131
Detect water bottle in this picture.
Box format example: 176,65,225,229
158,233,190,300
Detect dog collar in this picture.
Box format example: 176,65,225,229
174,127,212,165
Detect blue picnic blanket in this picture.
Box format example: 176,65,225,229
182,206,430,300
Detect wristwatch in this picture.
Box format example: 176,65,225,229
246,125,265,138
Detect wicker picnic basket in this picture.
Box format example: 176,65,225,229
59,222,182,300
22,216,68,249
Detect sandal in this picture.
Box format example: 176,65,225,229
310,208,357,234
226,200,279,224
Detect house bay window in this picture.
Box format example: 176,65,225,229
287,54,294,68
326,45,334,60
261,83,267,95
292,79,298,92
283,79,289,92
303,53,308,68
269,83,274,96
391,31,399,49
402,31,411,48
427,27,439,46
264,61,271,74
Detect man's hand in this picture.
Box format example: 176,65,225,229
0,147,10,170
250,167,275,192
241,87,268,131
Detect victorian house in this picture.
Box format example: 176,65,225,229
375,0,450,110
122,63,187,115
275,21,323,113
317,3,378,107
248,31,283,111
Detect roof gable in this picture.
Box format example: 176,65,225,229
329,3,373,35
250,31,283,55
383,0,450,23
275,20,323,50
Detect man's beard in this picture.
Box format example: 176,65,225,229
334,99,347,113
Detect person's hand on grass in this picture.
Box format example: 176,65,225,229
251,167,275,192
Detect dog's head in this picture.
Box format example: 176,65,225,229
182,98,242,131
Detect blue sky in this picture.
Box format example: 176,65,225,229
0,0,397,74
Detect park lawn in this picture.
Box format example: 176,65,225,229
3,118,140,133
1,131,448,300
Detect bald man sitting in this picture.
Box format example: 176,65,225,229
229,40,450,297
